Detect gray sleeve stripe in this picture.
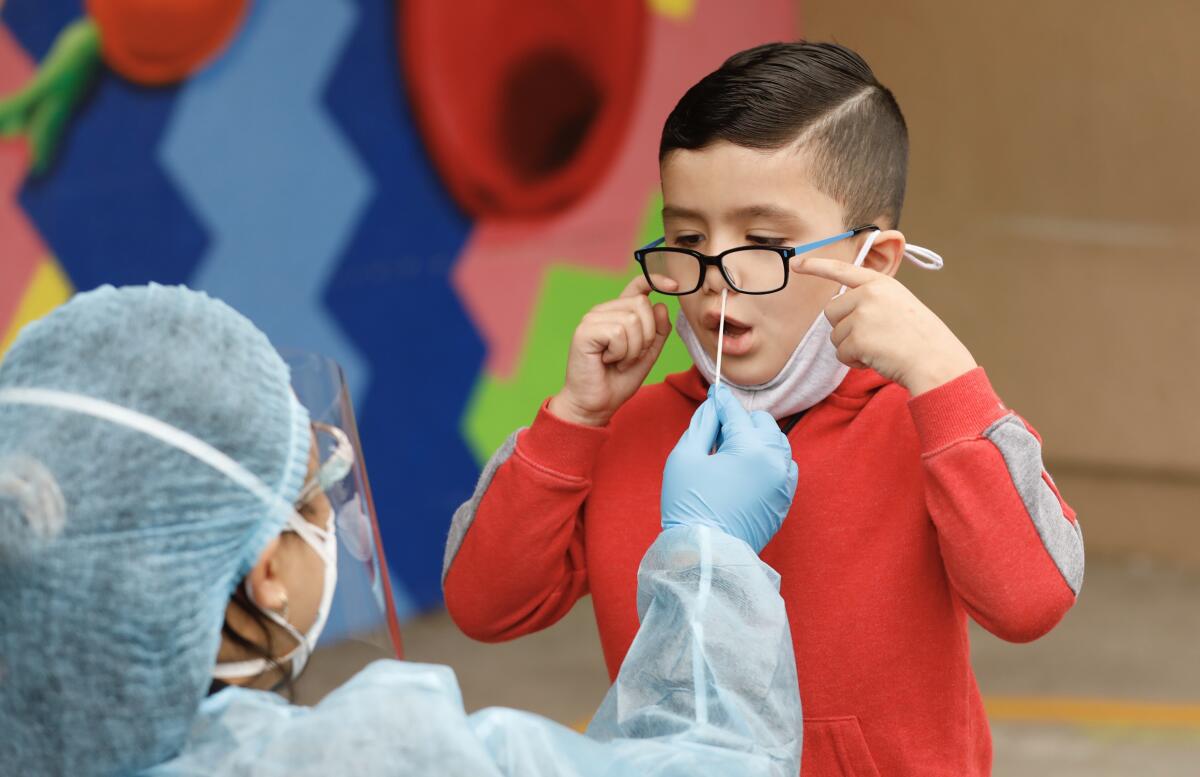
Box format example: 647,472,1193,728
984,415,1085,595
442,429,522,587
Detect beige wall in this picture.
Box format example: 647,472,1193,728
802,1,1200,564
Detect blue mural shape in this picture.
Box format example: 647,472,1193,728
324,0,483,610
159,0,372,406
9,0,207,291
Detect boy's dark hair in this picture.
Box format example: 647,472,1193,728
660,42,908,228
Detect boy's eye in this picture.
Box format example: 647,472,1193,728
747,235,787,247
672,234,703,247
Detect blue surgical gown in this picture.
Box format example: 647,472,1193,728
148,526,802,776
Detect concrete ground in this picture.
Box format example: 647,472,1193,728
971,557,1200,775
392,556,1200,775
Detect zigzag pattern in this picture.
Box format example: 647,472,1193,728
157,0,416,626
159,0,372,403
322,0,483,610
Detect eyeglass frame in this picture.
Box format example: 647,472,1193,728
296,421,354,507
633,224,880,296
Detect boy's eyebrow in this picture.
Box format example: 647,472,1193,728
661,203,803,224
728,204,802,223
661,205,706,220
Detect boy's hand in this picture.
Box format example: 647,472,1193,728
791,257,977,396
548,275,677,427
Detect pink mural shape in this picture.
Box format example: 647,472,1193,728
452,0,794,377
0,24,49,331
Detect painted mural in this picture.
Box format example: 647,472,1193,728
0,0,794,616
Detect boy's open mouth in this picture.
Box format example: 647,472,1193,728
701,310,755,357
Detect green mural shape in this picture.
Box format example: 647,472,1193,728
464,192,694,463
0,20,101,175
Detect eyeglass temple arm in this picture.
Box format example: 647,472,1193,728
787,225,878,256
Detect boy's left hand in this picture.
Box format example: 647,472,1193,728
791,256,977,396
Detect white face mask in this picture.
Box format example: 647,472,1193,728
212,421,353,683
212,507,339,683
677,234,944,419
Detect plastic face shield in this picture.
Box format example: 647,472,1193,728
0,353,402,706
280,352,404,703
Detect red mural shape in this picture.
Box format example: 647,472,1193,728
445,1,795,377
402,0,648,218
0,25,50,329
86,0,248,85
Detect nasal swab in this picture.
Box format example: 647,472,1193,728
714,288,727,391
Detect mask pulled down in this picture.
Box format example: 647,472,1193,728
676,234,943,419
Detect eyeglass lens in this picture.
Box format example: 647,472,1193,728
642,248,786,294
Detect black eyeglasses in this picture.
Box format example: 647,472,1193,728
633,224,879,295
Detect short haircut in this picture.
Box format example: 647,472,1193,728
660,42,908,228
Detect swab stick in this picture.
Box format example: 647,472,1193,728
715,288,727,391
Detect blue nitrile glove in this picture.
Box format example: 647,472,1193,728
661,384,799,553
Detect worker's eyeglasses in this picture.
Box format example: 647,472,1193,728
633,224,879,295
297,422,354,506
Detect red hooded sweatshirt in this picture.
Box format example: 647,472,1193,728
443,367,1083,776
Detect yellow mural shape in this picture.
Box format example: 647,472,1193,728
649,0,696,21
0,257,73,358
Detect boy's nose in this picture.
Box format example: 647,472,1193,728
701,264,732,295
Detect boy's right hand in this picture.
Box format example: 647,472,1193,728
548,274,677,427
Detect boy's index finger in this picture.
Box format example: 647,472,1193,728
620,274,654,298
620,273,679,299
790,256,879,289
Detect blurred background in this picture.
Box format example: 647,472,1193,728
1,1,1196,773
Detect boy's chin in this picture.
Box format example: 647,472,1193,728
719,357,784,387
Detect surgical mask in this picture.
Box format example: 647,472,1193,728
212,422,354,683
677,235,944,419
211,509,338,682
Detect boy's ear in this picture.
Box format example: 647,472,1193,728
863,229,905,278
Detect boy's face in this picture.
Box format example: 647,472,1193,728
660,140,875,386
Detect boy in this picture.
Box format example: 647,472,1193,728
443,42,1083,776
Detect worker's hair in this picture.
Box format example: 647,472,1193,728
660,41,908,228
212,582,294,699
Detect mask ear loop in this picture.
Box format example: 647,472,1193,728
834,229,882,299
211,507,338,683
219,424,347,683
213,578,314,683
833,235,944,297
903,244,944,270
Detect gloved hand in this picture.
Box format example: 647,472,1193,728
661,385,799,553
